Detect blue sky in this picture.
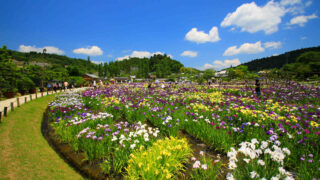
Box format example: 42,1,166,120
1,0,319,70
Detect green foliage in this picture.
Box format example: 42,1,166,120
297,51,320,63
0,46,19,93
0,45,101,93
98,63,103,77
67,65,84,76
68,76,85,87
189,152,223,180
125,137,193,180
226,68,236,80
180,67,200,75
6,47,98,74
17,76,35,91
105,54,184,78
282,51,320,79
226,65,259,80
203,69,216,80
242,46,320,71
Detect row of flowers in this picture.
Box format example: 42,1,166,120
49,82,320,179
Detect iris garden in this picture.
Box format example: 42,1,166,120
48,83,320,179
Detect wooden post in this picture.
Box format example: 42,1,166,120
47,90,49,95
30,94,32,101
11,102,14,111
35,93,38,99
4,107,8,117
41,92,43,97
25,97,27,103
0,111,2,123
17,97,20,107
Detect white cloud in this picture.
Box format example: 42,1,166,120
264,41,282,49
73,46,103,56
213,59,241,70
92,60,105,65
301,36,307,40
221,1,286,34
18,45,64,55
288,14,317,27
281,0,312,15
199,59,241,71
116,51,172,61
181,51,198,58
185,26,220,43
131,51,151,58
280,0,301,6
223,41,265,56
198,63,215,70
305,1,312,7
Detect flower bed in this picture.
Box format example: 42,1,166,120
46,82,320,179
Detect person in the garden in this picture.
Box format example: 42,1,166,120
255,79,261,96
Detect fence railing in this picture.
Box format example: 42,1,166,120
0,88,86,123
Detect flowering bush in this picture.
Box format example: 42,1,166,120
125,137,192,180
226,139,294,179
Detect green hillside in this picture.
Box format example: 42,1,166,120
104,54,184,78
0,45,185,97
242,46,320,71
7,49,98,74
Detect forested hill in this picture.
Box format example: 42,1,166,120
106,54,184,78
242,46,320,72
7,49,98,74
3,47,184,78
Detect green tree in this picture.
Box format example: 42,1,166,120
0,45,19,94
226,68,236,80
297,51,320,63
104,62,109,77
203,69,216,80
98,63,103,77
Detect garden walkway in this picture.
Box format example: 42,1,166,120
0,90,65,116
0,92,83,179
0,88,87,118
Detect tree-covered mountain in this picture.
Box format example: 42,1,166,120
103,54,184,78
1,46,185,97
5,48,184,79
7,49,98,74
242,46,320,72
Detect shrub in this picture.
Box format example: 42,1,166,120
125,137,192,180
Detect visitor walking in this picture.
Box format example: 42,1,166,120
53,82,57,92
64,81,68,91
255,79,261,97
58,82,62,91
93,80,97,88
47,83,52,91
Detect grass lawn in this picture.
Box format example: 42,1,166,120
0,95,83,180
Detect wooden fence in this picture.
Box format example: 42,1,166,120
0,88,85,123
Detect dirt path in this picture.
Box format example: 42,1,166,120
0,95,83,180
